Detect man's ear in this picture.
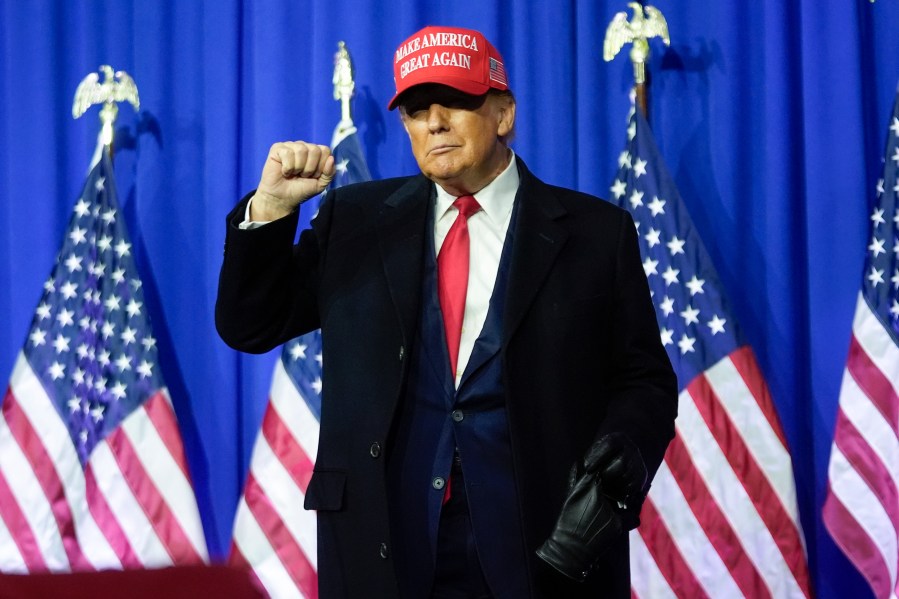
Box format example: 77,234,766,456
497,98,516,138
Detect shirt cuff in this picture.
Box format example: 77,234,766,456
238,197,272,230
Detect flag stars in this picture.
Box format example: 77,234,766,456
311,378,323,395
660,327,674,346
662,266,680,286
101,322,116,339
629,189,644,209
892,117,899,137
686,275,706,296
105,296,121,312
90,405,105,423
645,228,661,248
98,350,111,367
618,151,632,169
677,334,696,355
74,199,90,217
69,226,87,245
707,315,727,335
114,240,131,258
126,299,142,318
48,362,66,380
56,308,74,327
667,236,685,256
290,343,308,360
659,295,675,316
52,334,70,354
60,282,78,299
141,336,156,351
891,300,899,319
643,257,659,277
869,266,885,287
29,329,47,347
67,397,82,413
44,278,56,293
97,236,112,252
893,147,899,165
892,269,899,289
137,360,153,378
121,327,137,345
872,208,886,226
869,237,887,257
110,382,127,401
111,268,126,284
95,177,105,192
101,209,116,224
115,354,132,372
633,158,648,178
611,179,627,199
335,158,349,175
648,196,666,216
36,303,51,320
680,305,700,325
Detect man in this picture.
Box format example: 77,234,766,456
217,25,677,599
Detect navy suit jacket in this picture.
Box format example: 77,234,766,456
216,158,677,598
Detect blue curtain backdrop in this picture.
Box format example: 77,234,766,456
2,1,898,597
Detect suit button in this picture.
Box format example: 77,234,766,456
398,345,405,361
369,442,381,458
432,476,446,490
451,410,464,422
379,542,389,559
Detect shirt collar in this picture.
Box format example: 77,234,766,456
434,151,520,226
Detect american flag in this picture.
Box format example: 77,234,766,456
0,154,207,572
611,110,812,598
823,88,899,599
229,126,370,599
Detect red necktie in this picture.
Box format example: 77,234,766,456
437,195,480,506
438,195,481,378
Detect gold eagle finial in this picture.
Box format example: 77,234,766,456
603,3,670,84
72,66,140,165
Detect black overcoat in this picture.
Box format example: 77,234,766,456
216,159,678,598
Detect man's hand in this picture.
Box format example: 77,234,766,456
536,463,623,581
583,433,648,511
250,141,336,221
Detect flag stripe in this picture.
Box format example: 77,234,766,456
826,445,896,598
848,333,899,432
689,367,811,594
645,460,742,597
270,360,320,464
1,391,87,570
0,453,47,572
142,390,191,480
633,499,705,599
232,497,307,599
110,403,204,565
727,346,789,448
665,430,771,599
0,505,27,572
262,397,314,495
83,463,141,566
245,472,318,598
8,356,121,570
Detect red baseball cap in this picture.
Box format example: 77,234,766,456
387,25,509,110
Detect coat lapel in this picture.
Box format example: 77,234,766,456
503,160,569,345
377,175,433,346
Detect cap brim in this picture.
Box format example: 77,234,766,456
387,77,492,110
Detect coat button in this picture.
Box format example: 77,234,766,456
379,542,389,559
369,442,381,458
451,410,464,422
432,476,446,490
398,345,405,361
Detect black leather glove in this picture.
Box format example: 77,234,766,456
584,432,648,514
535,462,623,582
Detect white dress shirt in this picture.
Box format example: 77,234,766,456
434,154,519,386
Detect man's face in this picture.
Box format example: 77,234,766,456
399,84,515,196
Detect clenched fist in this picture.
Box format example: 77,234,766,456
250,141,336,221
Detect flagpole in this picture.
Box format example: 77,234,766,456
332,41,358,148
72,65,140,168
603,2,670,121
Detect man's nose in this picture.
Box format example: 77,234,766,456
426,104,450,132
